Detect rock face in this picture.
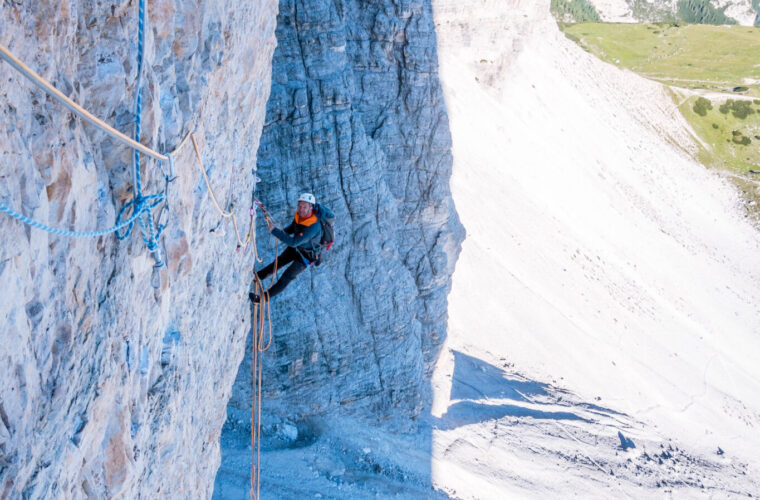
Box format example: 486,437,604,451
224,0,463,431
585,0,759,25
1,0,462,496
0,1,277,497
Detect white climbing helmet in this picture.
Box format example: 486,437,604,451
298,192,316,205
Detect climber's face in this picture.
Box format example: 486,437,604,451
297,200,313,218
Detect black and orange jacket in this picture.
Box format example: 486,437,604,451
272,212,322,255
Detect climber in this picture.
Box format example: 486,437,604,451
249,193,322,304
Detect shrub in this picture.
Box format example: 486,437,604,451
676,0,737,24
732,131,751,145
550,0,602,22
693,97,713,116
712,123,719,129
719,99,755,119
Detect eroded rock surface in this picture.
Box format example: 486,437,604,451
0,1,277,497
223,0,463,438
0,0,463,496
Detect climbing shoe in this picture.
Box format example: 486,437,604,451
248,292,260,304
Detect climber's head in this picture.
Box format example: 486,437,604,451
297,192,315,218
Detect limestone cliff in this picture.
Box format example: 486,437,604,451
0,1,277,497
224,0,463,433
1,0,463,497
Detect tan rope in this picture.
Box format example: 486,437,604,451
250,283,262,500
249,227,278,500
244,202,259,258
0,43,168,162
191,133,254,248
169,131,192,156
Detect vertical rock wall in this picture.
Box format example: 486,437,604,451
225,0,463,428
0,1,277,497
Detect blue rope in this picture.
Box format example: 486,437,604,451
0,0,173,272
0,194,163,238
125,0,164,264
114,194,166,239
116,0,166,268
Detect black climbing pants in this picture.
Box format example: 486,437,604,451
255,247,309,298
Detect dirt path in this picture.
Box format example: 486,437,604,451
670,86,758,102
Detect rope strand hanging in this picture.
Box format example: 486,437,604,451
191,133,256,250
121,0,164,268
249,244,277,500
247,197,282,500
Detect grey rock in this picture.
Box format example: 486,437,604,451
1,0,463,497
224,0,463,443
0,0,278,497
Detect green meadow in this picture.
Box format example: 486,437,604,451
562,23,760,93
679,95,760,174
560,22,760,216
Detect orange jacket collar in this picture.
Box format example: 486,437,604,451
294,212,318,226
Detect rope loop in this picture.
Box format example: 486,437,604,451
114,193,166,241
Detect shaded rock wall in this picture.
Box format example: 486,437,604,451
225,0,463,428
0,0,277,497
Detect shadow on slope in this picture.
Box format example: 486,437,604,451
450,350,550,401
441,350,626,428
437,400,590,430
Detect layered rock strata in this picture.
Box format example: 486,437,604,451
225,0,463,428
0,1,277,497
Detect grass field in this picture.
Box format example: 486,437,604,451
560,22,760,219
678,94,760,174
562,23,760,93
